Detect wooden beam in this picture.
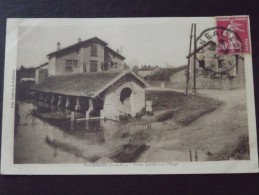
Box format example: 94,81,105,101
193,23,197,95
186,23,193,96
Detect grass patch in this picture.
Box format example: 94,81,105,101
157,110,176,122
146,90,185,112
174,95,222,125
145,90,222,125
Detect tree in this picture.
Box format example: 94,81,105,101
132,65,139,74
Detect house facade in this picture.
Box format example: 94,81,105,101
47,37,126,76
35,62,49,84
169,65,187,89
187,41,245,90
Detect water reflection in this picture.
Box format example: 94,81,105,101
14,100,147,164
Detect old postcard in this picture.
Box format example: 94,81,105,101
1,17,258,174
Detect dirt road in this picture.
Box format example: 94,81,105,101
138,89,249,162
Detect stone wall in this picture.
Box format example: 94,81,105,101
55,49,81,75
103,75,145,120
188,54,246,90
170,69,186,89
82,43,105,73
104,51,125,71
48,56,56,76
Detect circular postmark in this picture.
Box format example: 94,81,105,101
197,26,243,55
195,26,243,75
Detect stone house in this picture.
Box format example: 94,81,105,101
169,65,187,89
187,41,245,90
47,37,126,76
32,70,148,121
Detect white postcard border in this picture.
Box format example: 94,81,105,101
1,18,258,174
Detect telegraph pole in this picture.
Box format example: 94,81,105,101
193,23,197,95
185,23,193,96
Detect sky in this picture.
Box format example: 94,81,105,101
16,18,214,69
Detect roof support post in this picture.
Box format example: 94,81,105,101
51,94,56,105
86,111,90,120
100,110,105,119
58,95,62,107
86,98,94,120
186,23,193,96
65,96,70,108
193,23,197,95
45,94,50,103
75,97,81,111
70,111,75,121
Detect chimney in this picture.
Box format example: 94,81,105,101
78,38,81,43
57,42,61,51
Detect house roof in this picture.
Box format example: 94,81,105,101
170,65,188,76
138,66,159,71
186,41,217,58
146,65,187,81
37,69,49,75
32,70,148,97
35,62,48,69
47,37,125,60
106,47,126,60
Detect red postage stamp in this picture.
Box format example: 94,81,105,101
216,16,251,54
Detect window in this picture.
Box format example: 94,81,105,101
83,63,86,72
65,60,78,71
65,60,73,71
91,43,97,56
90,60,98,72
198,60,205,68
73,60,78,67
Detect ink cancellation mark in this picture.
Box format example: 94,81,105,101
196,16,250,54
197,26,243,55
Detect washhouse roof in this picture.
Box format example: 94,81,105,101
32,70,149,97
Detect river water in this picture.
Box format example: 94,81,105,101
14,100,148,164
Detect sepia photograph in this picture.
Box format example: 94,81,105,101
1,17,258,174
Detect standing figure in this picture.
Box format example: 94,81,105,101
145,98,153,116
223,19,244,52
145,98,153,129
